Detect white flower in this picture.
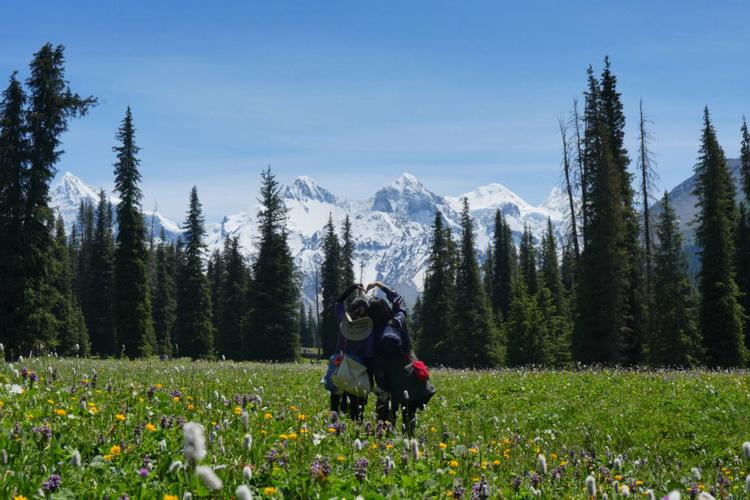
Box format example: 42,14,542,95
410,439,419,459
1,449,7,465
243,434,253,451
692,467,702,480
745,473,750,493
354,438,364,451
195,465,223,491
645,489,655,500
183,422,207,463
243,465,253,481
312,433,325,446
613,456,622,471
236,485,252,500
182,493,192,500
585,474,596,496
159,439,167,452
698,493,715,500
529,486,541,497
241,411,249,431
743,441,750,461
537,454,547,474
71,449,81,467
666,491,681,500
169,460,184,473
620,484,630,496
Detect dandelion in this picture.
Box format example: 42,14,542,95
71,449,81,467
585,474,596,497
145,423,157,432
183,422,206,463
54,408,66,417
236,485,253,500
168,461,183,474
110,445,121,456
537,454,547,474
243,465,253,481
243,434,253,451
263,486,277,496
743,442,750,461
195,465,223,491
115,413,126,422
263,412,273,420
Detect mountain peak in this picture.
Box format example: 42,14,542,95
284,176,337,204
451,182,532,212
391,172,424,190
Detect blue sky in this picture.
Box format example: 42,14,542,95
2,1,749,221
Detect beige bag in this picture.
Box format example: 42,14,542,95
332,354,371,397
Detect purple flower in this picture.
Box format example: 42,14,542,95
471,476,490,500
689,482,699,498
42,473,61,492
147,386,156,399
21,367,28,379
354,457,369,482
139,467,149,477
310,456,330,480
453,482,466,499
169,389,182,399
32,423,52,440
511,476,522,490
29,371,38,383
531,473,541,488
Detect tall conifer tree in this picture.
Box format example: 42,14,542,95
175,186,214,359
649,192,701,366
152,231,176,356
340,215,356,305
737,118,750,355
216,236,246,359
113,107,154,357
693,108,746,367
491,209,513,321
89,190,116,356
247,168,299,360
519,224,538,296
319,215,341,358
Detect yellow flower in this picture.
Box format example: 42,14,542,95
327,427,336,434
299,426,308,434
47,399,54,404
503,449,511,459
636,480,644,486
263,486,277,496
172,396,180,403
234,406,242,416
614,474,623,481
115,413,126,422
431,426,438,433
163,496,178,500
186,396,193,401
448,470,456,476
386,443,394,449
449,459,459,468
187,403,194,411
14,495,28,500
145,423,157,432
289,405,298,411
279,434,289,440
103,454,113,462
54,408,66,417
469,447,478,454
297,413,306,421
264,412,273,420
371,443,378,449
110,445,121,456
0,400,4,408
439,442,448,450
551,452,558,461
288,432,298,440
155,383,163,389
492,459,501,466
336,455,345,462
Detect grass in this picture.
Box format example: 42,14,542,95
0,358,748,498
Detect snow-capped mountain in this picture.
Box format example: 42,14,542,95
50,172,182,243
51,172,569,305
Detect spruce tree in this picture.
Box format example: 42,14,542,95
89,189,116,356
740,117,750,200
482,245,494,304
319,214,341,358
51,216,90,356
693,108,746,367
175,186,214,359
152,231,176,357
340,215,356,305
246,167,299,361
298,300,311,348
491,209,513,321
737,118,750,355
419,212,456,364
73,199,95,335
450,198,501,367
0,73,28,357
113,107,155,357
18,44,95,356
649,192,701,366
519,224,538,296
540,218,565,313
216,236,247,359
207,248,225,336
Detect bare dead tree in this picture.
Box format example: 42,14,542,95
558,116,580,262
638,98,659,326
572,98,586,245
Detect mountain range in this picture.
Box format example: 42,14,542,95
50,160,742,306
50,171,570,305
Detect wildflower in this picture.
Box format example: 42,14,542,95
13,496,28,500
697,493,715,500
42,474,61,493
585,474,596,496
743,442,750,461
243,465,253,481
195,465,223,491
168,461,183,474
537,454,547,474
71,449,81,467
619,484,630,496
183,422,206,463
110,445,121,456
298,413,306,421
383,455,395,475
54,408,66,417
243,434,253,451
471,475,490,500
613,456,622,472
645,490,655,500
145,423,157,432
692,467,702,480
103,454,113,462
439,442,448,450
354,457,369,482
410,438,420,459
139,467,149,477
236,485,252,500
745,474,750,494
336,455,345,463
354,438,364,451
449,459,459,468
263,486,277,496
530,473,541,488
263,413,273,420
241,411,249,431
159,439,167,452
182,493,192,500
163,496,178,500
115,414,126,422
234,406,242,416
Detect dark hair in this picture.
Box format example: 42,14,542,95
368,298,393,330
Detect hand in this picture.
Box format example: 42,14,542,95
365,281,384,292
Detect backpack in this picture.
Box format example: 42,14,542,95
332,353,371,397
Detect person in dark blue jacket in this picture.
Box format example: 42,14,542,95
366,281,435,434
